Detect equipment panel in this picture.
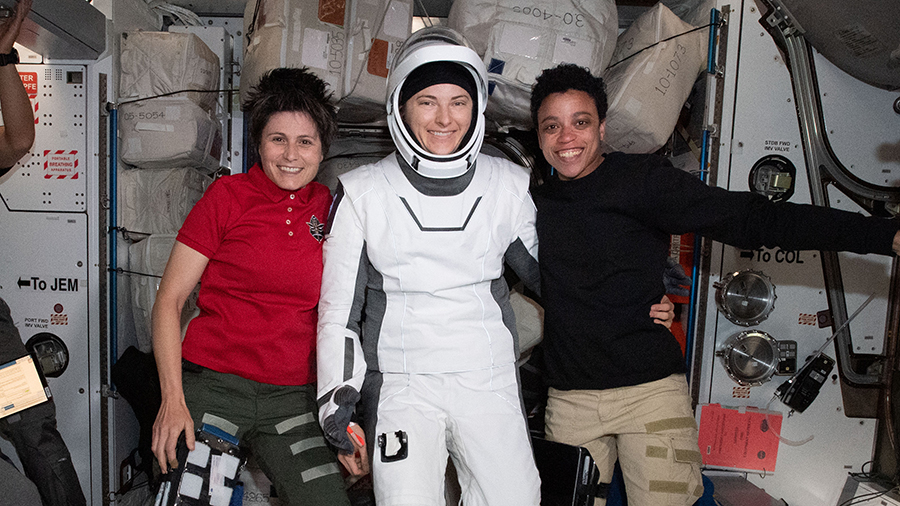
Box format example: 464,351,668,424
0,64,87,212
0,63,93,499
696,2,887,505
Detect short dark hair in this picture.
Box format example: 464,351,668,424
530,63,608,127
243,67,338,157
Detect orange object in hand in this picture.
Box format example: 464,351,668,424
347,424,365,447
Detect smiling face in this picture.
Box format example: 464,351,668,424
536,89,606,181
258,111,324,191
401,83,473,156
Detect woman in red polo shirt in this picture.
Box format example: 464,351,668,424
149,68,351,505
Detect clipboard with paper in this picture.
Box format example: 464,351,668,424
0,353,52,419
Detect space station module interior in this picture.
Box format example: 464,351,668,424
0,0,899,504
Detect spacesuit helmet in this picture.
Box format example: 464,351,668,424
387,26,488,179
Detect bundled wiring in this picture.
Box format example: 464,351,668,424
145,0,203,26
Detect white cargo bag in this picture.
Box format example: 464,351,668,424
120,31,221,112
449,0,618,130
119,98,222,172
240,0,347,107
129,235,199,352
603,3,707,154
119,168,211,236
339,0,413,123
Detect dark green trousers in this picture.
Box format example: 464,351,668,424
182,365,350,506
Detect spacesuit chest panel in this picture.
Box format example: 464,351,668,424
362,155,518,292
349,154,528,373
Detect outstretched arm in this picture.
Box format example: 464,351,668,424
637,157,898,258
0,0,33,168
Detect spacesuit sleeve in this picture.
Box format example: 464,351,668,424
504,189,541,297
317,183,368,435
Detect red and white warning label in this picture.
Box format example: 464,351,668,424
19,72,37,98
17,72,38,124
43,150,80,179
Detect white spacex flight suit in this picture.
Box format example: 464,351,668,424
317,152,542,505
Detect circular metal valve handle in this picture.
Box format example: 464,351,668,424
717,329,780,386
714,269,777,326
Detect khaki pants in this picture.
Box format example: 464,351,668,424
545,374,703,506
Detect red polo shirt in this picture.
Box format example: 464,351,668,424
177,164,331,386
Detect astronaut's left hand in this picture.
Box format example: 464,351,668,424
651,295,675,329
338,422,370,476
322,385,360,454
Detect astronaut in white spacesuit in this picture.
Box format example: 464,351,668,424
316,27,543,505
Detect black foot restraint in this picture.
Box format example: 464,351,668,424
155,424,246,506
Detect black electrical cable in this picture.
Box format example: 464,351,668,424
605,21,720,71
246,0,262,48
839,462,900,506
110,226,152,241
838,486,899,506
118,88,238,106
111,267,162,279
848,460,878,480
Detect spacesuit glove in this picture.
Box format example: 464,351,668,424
663,257,692,297
322,385,360,454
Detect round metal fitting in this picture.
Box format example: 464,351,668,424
716,329,780,386
714,269,777,326
25,332,70,378
748,155,796,203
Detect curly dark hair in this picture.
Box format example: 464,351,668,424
530,63,608,127
243,67,338,157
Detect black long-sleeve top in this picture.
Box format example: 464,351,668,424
532,152,897,391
